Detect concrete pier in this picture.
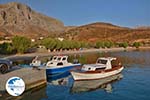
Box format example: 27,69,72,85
0,67,46,97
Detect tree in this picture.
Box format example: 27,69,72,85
0,43,14,54
95,41,110,48
104,41,113,48
41,38,57,51
69,40,76,49
74,41,81,49
12,36,31,53
62,40,70,50
119,42,128,48
80,41,87,48
133,42,141,48
95,41,101,48
55,40,62,50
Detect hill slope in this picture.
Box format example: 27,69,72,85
0,2,65,38
64,22,150,43
0,2,150,44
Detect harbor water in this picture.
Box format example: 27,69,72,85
1,50,150,100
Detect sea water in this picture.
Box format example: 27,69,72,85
1,50,150,100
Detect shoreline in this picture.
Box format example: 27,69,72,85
4,46,150,59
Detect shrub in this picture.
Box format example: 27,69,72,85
0,43,14,54
133,42,141,48
118,42,128,48
95,41,105,48
104,41,113,48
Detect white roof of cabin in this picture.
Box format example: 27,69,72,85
51,56,68,61
98,57,116,61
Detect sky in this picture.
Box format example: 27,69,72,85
0,0,150,27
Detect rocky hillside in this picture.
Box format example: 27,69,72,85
0,2,150,44
64,22,150,43
0,2,65,38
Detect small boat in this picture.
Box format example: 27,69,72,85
70,73,123,93
46,56,81,75
19,56,45,68
30,56,45,67
71,57,124,81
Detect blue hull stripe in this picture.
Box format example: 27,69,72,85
46,64,81,75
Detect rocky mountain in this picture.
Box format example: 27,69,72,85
0,2,65,38
0,2,150,44
64,22,150,43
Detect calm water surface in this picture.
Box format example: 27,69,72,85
2,50,150,100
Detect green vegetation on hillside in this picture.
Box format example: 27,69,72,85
12,36,31,53
0,43,14,54
95,41,114,48
118,42,128,48
0,36,144,55
133,42,141,48
40,38,88,51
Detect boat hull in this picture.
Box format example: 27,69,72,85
19,64,45,68
71,66,124,81
47,71,70,82
46,64,81,75
71,73,123,93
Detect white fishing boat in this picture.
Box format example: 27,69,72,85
30,56,43,67
71,57,124,81
70,73,123,93
19,56,45,68
46,56,81,75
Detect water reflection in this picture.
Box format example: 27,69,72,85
2,50,150,100
109,51,150,67
0,86,47,100
47,71,70,86
70,73,123,94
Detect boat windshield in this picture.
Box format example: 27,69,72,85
97,59,107,64
53,57,57,60
62,57,66,61
57,57,61,61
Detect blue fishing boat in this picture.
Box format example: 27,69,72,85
46,56,81,75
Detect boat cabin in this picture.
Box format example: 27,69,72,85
46,56,69,67
96,57,116,70
82,57,117,71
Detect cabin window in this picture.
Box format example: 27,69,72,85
111,60,119,67
95,67,105,70
97,60,107,64
57,62,63,66
62,57,66,60
88,68,91,70
50,62,53,64
53,57,57,60
58,57,61,61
